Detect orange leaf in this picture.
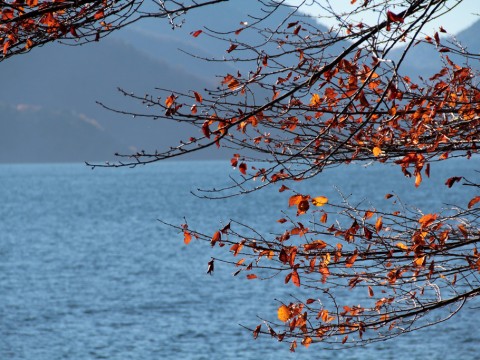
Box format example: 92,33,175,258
211,231,221,246
375,217,383,233
278,305,291,322
364,210,375,220
468,196,480,209
193,91,203,103
289,195,303,207
345,253,358,268
230,242,244,256
94,10,104,20
414,256,426,267
183,231,192,245
458,224,468,238
415,172,422,187
303,240,327,251
246,274,257,280
320,213,328,223
302,336,312,348
418,213,437,228
396,242,408,251
165,94,175,108
372,147,382,157
291,270,301,287
368,286,374,297
26,0,38,6
312,196,328,206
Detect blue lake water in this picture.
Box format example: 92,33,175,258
0,160,479,359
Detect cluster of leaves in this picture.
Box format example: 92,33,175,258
103,0,479,349
9,0,477,350
0,0,227,59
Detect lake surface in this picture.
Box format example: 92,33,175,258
0,160,478,359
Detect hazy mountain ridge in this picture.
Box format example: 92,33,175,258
0,2,478,163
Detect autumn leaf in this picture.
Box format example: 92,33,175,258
375,217,383,232
310,93,321,107
372,147,382,157
445,176,462,188
278,305,291,322
302,336,312,348
312,196,328,206
94,10,104,20
345,253,358,268
468,196,480,209
230,242,243,256
238,162,247,175
211,231,221,246
320,213,328,223
253,324,261,339
396,242,408,251
246,274,258,280
368,286,374,297
387,10,404,23
303,240,327,251
165,94,175,108
226,44,238,53
191,30,203,37
418,213,437,228
289,195,303,206
291,270,301,287
183,231,192,245
193,91,203,103
297,200,310,215
201,121,211,139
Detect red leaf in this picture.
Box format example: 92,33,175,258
253,324,261,339
246,274,257,280
226,44,238,53
191,30,203,37
387,10,404,23
201,121,211,139
445,176,462,188
238,162,247,175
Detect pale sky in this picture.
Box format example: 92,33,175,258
287,0,478,35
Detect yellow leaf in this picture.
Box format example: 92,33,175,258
372,146,382,157
312,196,328,206
277,304,290,322
309,93,321,107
